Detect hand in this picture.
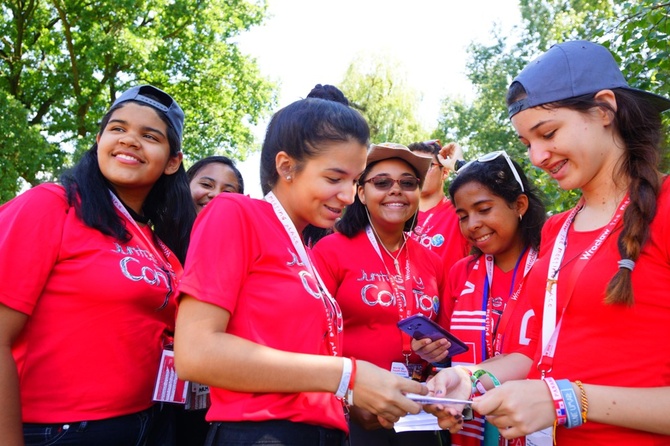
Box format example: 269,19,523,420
437,142,464,171
411,337,451,364
423,366,473,433
351,360,426,428
472,379,555,439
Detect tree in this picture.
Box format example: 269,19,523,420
0,0,276,201
339,52,426,145
433,0,670,214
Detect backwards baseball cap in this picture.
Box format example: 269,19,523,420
508,40,670,118
113,85,185,141
366,142,432,184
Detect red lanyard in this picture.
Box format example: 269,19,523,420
538,195,629,377
266,192,342,357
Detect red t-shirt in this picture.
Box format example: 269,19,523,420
447,252,536,366
177,193,346,431
312,231,447,370
0,184,178,423
412,197,470,273
446,252,536,446
523,180,670,445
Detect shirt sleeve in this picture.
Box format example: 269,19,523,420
0,185,68,315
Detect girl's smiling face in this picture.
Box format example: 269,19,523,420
190,163,242,213
97,102,181,207
454,181,527,264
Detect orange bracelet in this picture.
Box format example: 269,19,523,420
574,380,589,424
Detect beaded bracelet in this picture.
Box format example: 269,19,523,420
556,379,582,428
574,380,589,424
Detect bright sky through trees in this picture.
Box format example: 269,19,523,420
236,0,522,197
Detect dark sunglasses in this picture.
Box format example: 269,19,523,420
362,175,420,191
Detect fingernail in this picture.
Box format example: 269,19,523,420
435,390,444,396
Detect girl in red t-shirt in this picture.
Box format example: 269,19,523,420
175,100,428,446
313,142,449,446
425,40,670,446
0,85,195,445
413,152,545,446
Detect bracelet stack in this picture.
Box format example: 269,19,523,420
542,378,589,429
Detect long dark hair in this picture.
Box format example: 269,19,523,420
507,83,663,305
336,159,421,238
260,98,369,245
60,100,196,263
448,155,545,260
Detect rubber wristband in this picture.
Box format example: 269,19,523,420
556,379,582,428
543,377,567,426
348,357,357,393
574,380,589,424
335,357,352,398
473,369,501,387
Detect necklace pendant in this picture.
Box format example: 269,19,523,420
393,259,401,276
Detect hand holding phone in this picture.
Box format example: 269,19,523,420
397,314,469,357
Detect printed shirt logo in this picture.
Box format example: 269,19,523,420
356,269,438,315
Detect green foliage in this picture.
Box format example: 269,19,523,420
0,0,276,201
339,53,426,145
0,89,63,202
434,0,670,215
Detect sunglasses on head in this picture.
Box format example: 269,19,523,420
458,150,525,192
362,175,420,191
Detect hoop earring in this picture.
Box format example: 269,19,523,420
519,214,523,222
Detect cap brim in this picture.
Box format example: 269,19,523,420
367,144,432,184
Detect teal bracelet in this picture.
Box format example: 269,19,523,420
556,379,583,428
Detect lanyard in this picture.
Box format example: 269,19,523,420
109,191,180,308
538,195,629,377
366,226,415,361
484,247,537,358
265,192,343,357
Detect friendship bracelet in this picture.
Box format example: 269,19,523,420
335,357,352,399
574,380,589,424
556,379,582,428
543,377,567,426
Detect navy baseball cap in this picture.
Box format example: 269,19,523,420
508,40,670,118
113,85,185,141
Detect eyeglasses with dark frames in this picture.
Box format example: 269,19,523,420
362,175,420,191
458,150,525,192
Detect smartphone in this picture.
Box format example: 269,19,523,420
397,314,469,357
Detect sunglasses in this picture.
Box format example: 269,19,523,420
458,150,525,192
362,175,420,191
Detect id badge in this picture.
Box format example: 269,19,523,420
153,349,189,404
390,362,410,378
185,382,211,410
525,427,552,446
390,362,423,380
